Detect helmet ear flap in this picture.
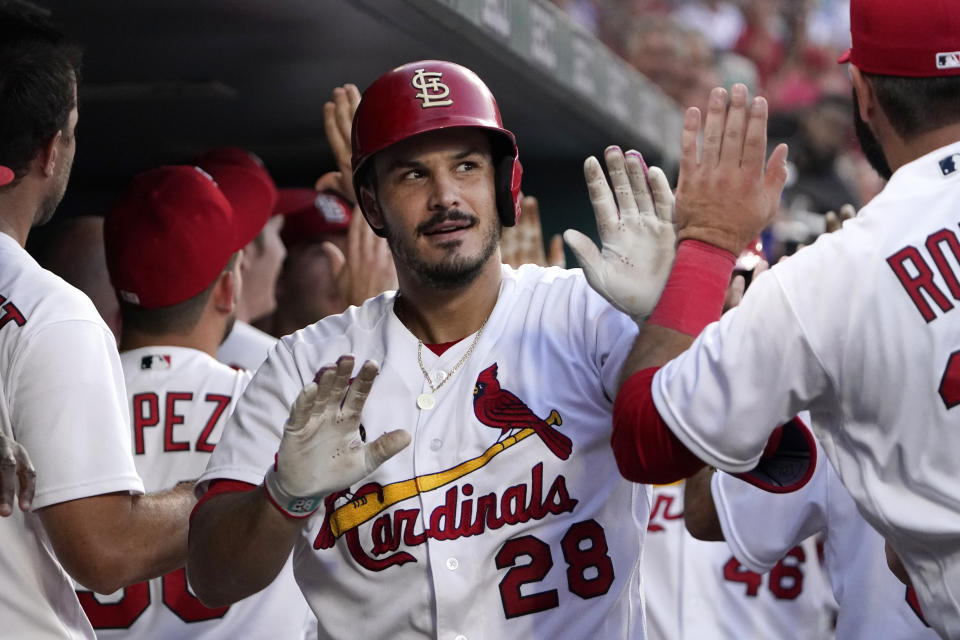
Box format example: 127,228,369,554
496,155,523,227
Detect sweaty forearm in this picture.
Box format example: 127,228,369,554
187,485,302,607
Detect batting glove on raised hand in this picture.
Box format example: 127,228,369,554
264,356,410,519
564,146,676,324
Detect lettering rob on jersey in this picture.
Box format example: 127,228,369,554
199,266,653,640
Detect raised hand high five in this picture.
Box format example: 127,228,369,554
564,147,676,323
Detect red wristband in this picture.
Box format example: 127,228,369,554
647,239,736,336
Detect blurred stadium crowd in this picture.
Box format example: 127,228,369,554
552,0,882,258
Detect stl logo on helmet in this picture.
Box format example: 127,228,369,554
411,68,454,108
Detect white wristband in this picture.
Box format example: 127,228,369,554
264,466,323,519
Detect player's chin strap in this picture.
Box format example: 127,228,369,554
732,416,817,493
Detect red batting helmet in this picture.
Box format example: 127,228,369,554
351,60,522,233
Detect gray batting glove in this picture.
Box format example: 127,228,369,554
264,356,410,519
564,146,676,324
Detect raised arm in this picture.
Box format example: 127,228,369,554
620,84,788,379
187,356,410,606
318,84,397,307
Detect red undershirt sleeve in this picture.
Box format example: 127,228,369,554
612,367,706,484
190,478,257,524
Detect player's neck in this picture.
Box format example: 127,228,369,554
120,321,226,359
882,122,960,174
0,185,41,247
394,259,501,344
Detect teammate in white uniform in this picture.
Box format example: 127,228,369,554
192,147,286,372
89,165,314,638
217,318,276,371
187,60,691,639
644,459,836,637
683,437,938,639
0,7,194,638
584,1,960,636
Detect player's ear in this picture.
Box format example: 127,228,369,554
849,65,875,124
37,130,64,178
212,252,242,314
212,270,237,315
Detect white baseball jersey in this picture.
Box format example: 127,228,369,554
712,437,939,639
651,141,960,637
77,345,315,639
217,319,276,372
642,482,835,640
0,232,144,639
200,264,651,640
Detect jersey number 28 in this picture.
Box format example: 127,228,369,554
495,519,614,618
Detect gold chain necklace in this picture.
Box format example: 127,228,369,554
415,317,488,411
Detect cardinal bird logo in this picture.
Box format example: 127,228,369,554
472,363,571,460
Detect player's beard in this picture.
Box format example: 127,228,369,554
852,91,893,181
383,208,502,290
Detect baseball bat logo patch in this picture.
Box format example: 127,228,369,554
312,362,576,570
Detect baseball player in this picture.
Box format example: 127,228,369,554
187,60,689,639
0,6,194,638
195,147,287,372
574,0,960,636
266,187,355,338
683,435,939,639
643,479,835,639
87,165,314,638
264,82,397,340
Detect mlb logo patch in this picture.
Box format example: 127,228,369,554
939,154,960,176
140,354,172,370
937,51,960,70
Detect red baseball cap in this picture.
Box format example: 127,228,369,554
838,0,960,77
194,147,275,185
104,165,263,309
194,147,278,228
276,189,352,247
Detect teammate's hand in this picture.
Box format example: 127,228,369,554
675,84,789,256
723,259,768,311
323,204,398,308
265,356,410,518
824,203,856,234
500,194,565,268
564,146,676,323
323,84,361,204
0,432,36,517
